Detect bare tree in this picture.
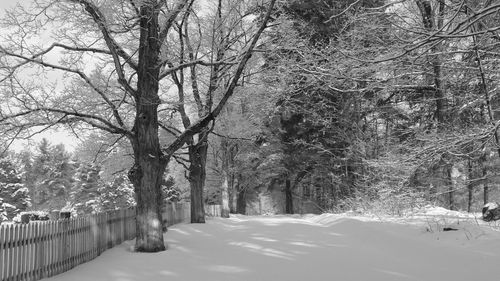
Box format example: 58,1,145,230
0,0,275,252
167,0,258,223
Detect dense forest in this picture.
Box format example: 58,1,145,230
1,0,500,251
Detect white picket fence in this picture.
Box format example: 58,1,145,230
0,208,136,281
0,203,221,281
161,203,222,225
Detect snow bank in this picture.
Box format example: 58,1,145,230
43,212,500,281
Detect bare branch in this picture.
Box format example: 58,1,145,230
158,59,237,80
0,107,131,136
162,0,277,159
184,12,203,116
0,47,129,130
211,130,253,142
158,122,181,137
70,0,138,97
158,0,193,45
324,0,362,23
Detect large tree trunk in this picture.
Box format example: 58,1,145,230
129,157,167,252
188,136,208,223
127,4,166,252
285,178,294,214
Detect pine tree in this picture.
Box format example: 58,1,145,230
30,139,75,211
70,162,102,215
0,155,30,221
98,174,135,211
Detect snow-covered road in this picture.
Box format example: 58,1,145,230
44,213,500,281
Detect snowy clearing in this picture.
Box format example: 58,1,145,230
44,209,500,281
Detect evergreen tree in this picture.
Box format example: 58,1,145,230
98,174,135,211
162,175,180,203
70,162,102,215
30,139,75,211
0,155,30,221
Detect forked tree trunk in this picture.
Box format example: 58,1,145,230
188,137,208,223
127,4,166,252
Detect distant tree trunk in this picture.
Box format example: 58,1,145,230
285,178,294,214
236,189,246,215
330,173,339,209
221,171,230,218
484,184,489,204
229,175,238,214
468,5,500,158
446,165,454,210
188,136,208,223
467,160,473,213
219,137,237,216
416,0,446,124
418,0,459,211
433,0,445,124
483,164,489,205
479,152,489,204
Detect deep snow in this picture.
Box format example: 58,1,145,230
44,208,500,281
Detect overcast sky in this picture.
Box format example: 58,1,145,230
0,0,19,12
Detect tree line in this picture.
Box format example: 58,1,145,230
201,0,500,215
0,138,180,222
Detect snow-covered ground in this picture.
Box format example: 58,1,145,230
44,207,500,281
